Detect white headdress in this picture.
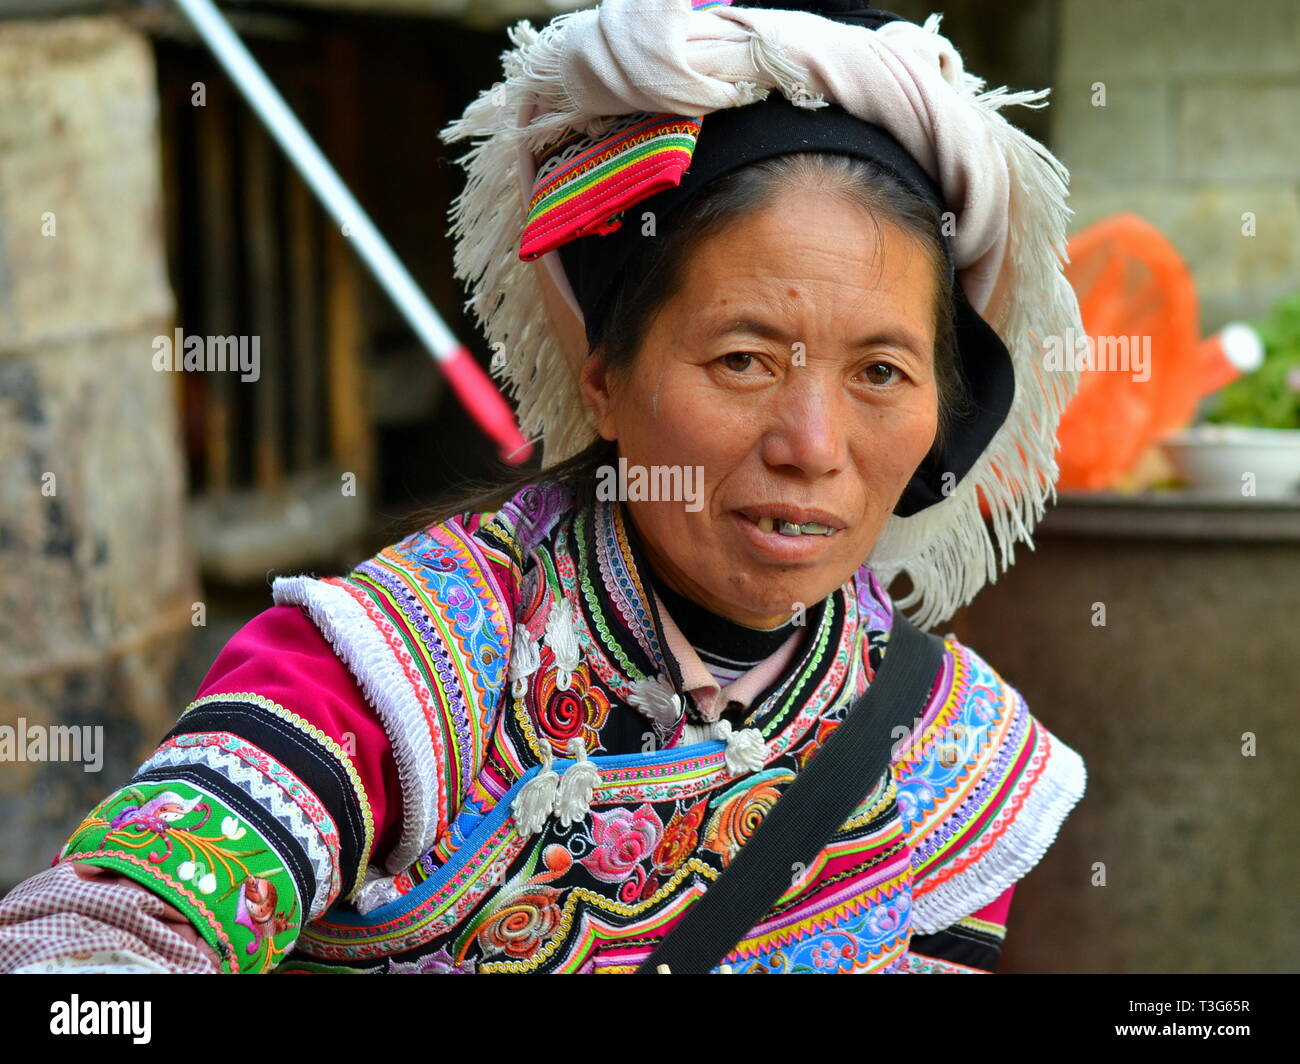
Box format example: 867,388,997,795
438,0,1083,629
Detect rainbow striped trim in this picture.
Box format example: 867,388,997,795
519,113,704,262
515,0,731,261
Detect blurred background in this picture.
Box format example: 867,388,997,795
0,0,1296,973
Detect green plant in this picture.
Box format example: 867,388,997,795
1204,291,1300,430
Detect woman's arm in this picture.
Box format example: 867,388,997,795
0,605,401,974
0,861,222,973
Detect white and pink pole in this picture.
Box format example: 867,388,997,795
172,0,534,464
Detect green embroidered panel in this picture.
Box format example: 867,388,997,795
60,780,302,974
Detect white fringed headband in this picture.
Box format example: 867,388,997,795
438,0,1083,629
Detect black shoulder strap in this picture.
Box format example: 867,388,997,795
635,611,945,974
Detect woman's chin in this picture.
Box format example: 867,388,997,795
706,563,842,627
659,515,863,624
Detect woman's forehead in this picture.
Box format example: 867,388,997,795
661,209,939,343
678,196,933,281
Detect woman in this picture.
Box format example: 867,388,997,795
0,0,1086,974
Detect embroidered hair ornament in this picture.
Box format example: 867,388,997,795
439,0,1085,629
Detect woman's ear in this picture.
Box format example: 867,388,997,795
579,350,620,442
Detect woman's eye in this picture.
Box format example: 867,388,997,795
721,352,758,373
864,362,904,386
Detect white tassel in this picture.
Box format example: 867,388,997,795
353,866,402,916
552,737,599,827
745,26,825,109
545,599,582,691
626,674,684,730
512,742,559,837
867,55,1080,629
713,719,767,777
508,627,541,698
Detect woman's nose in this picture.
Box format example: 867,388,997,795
758,373,850,479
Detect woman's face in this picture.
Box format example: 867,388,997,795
579,187,939,628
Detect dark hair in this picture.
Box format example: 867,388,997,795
407,151,972,532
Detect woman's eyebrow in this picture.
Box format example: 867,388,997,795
706,316,788,341
705,315,928,353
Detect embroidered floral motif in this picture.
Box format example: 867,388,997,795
653,798,708,875
792,718,841,771
579,804,664,902
529,653,612,756
701,768,797,868
458,841,572,962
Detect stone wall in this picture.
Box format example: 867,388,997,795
949,496,1300,973
1053,0,1300,330
0,16,199,886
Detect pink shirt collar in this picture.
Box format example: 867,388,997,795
651,590,805,723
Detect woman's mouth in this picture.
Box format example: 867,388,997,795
732,508,847,561
746,515,837,536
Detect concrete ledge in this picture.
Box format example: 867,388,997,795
1041,490,1300,541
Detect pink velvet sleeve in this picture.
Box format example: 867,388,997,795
192,604,404,861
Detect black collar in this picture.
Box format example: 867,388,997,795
647,570,797,669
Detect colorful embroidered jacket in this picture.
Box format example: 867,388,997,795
51,482,1087,974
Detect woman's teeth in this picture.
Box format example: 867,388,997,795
750,515,837,536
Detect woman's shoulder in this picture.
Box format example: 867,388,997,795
891,630,1088,933
192,604,392,756
265,482,585,672
275,480,579,602
43,602,405,972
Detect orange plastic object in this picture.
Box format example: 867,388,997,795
1051,213,1202,491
